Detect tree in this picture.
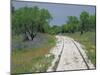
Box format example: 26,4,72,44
88,14,96,31
12,6,52,40
51,25,62,34
61,24,69,33
80,11,89,34
37,8,52,32
66,16,79,33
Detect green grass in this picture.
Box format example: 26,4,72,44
11,33,56,74
63,31,96,66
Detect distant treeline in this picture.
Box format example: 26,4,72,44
53,12,96,34
12,6,96,40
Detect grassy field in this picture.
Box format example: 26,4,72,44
63,31,96,66
11,33,56,74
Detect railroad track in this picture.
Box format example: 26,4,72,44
55,37,64,71
56,36,94,71
47,35,94,72
72,40,90,69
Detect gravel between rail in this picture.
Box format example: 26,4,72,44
47,35,95,72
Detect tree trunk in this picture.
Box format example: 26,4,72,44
80,30,83,35
24,26,37,41
24,31,32,41
31,33,36,40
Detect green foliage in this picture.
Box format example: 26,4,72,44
88,15,96,31
51,25,62,34
12,6,52,40
80,11,88,34
67,16,79,33
62,16,79,33
61,24,69,33
12,34,56,74
64,31,96,65
79,11,96,34
12,7,95,36
61,11,96,34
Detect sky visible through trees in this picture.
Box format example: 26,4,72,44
12,1,95,26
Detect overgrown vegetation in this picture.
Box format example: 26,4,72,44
11,34,56,74
12,6,96,35
12,6,56,74
61,11,96,66
63,31,96,66
12,4,96,74
12,6,52,40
